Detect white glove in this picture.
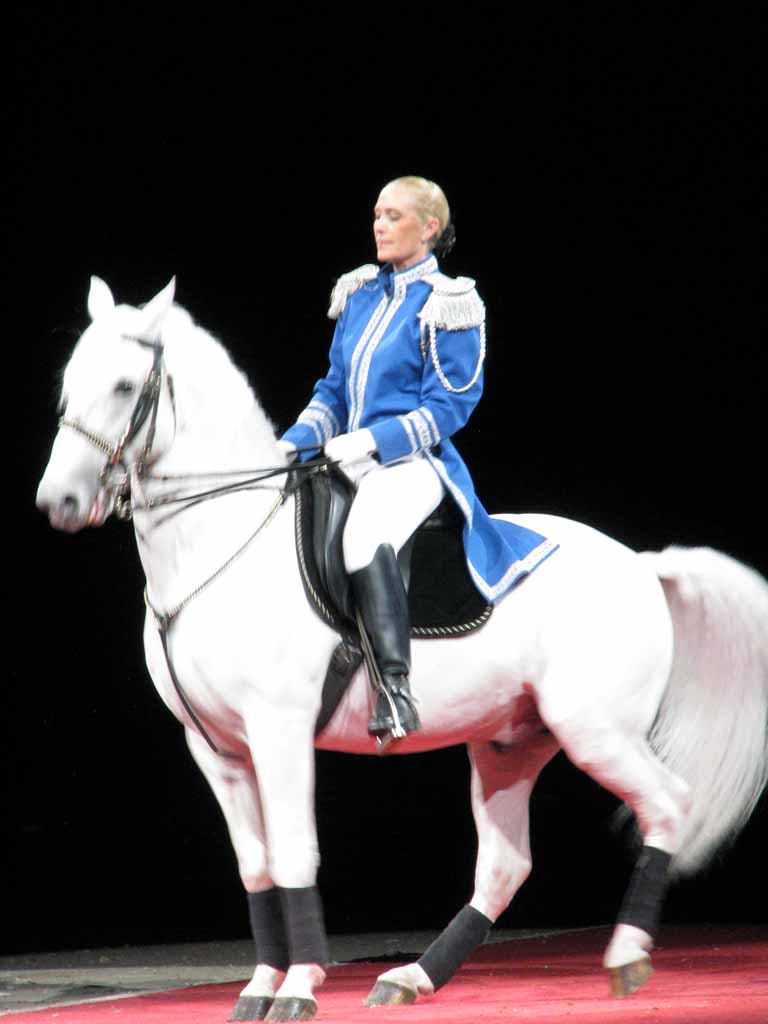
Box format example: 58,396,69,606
276,439,298,464
324,429,377,465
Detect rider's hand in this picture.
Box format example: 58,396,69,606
276,439,298,464
324,429,377,465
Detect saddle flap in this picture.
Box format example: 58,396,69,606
309,468,357,623
296,469,491,636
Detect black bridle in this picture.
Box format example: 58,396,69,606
59,332,330,521
59,334,168,517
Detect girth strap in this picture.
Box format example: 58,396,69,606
143,493,284,761
154,618,244,761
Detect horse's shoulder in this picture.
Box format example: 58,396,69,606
419,272,485,330
327,264,380,319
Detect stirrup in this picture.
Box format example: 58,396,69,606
368,676,421,743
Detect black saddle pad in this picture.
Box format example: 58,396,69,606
406,497,492,634
294,469,492,638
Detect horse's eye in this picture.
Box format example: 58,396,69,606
114,379,135,395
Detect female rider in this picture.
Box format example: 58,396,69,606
279,176,556,741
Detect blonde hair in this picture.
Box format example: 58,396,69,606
385,175,451,250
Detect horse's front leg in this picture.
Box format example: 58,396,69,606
365,733,559,1006
185,730,288,1022
245,704,327,1023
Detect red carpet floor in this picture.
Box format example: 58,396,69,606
3,925,766,1023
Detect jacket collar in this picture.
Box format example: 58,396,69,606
378,253,439,293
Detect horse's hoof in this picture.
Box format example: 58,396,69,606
608,955,654,996
364,980,418,1006
229,995,274,1020
265,996,317,1021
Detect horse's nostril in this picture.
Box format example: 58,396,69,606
62,495,79,513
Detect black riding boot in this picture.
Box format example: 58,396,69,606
350,544,421,740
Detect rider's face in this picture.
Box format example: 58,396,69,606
373,184,439,272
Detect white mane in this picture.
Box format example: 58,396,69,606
160,304,273,432
64,292,278,459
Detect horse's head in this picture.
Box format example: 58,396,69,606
37,277,177,531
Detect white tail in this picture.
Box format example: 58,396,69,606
641,546,768,874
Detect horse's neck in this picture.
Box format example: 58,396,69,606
134,483,291,617
165,334,278,470
132,333,288,611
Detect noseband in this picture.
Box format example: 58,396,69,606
59,334,170,518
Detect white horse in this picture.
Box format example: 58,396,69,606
37,278,768,1023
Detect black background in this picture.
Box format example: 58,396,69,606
6,6,765,956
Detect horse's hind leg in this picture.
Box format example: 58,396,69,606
538,707,690,996
603,747,690,996
185,730,287,1021
365,733,559,1005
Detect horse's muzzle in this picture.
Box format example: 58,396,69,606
36,483,111,532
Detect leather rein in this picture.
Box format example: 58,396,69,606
59,332,329,759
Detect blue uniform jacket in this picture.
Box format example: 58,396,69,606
282,254,558,602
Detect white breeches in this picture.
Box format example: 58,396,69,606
342,456,445,574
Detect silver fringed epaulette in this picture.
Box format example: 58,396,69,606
327,264,380,319
418,273,485,330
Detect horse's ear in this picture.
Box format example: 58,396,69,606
136,277,177,341
87,276,116,321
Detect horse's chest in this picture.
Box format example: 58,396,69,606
142,594,331,728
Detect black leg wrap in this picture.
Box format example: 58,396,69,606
418,904,492,991
279,885,329,966
247,888,290,971
617,845,672,937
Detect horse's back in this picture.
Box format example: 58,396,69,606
485,511,674,724
494,511,636,561
493,510,669,629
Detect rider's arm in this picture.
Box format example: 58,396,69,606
368,321,485,464
280,311,349,457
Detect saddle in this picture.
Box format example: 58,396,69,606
293,466,493,734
